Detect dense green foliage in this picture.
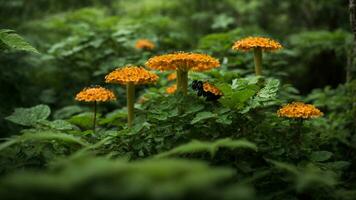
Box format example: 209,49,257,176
0,0,355,199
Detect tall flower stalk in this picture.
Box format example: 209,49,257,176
146,52,220,95
105,66,158,128
277,102,323,144
75,86,116,133
233,37,282,76
126,82,135,127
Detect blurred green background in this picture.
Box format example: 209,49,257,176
0,0,351,136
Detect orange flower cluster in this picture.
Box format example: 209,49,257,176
232,37,282,51
146,52,220,72
277,102,323,119
105,66,158,85
167,72,177,81
135,39,155,50
166,84,177,94
203,82,223,96
75,86,116,102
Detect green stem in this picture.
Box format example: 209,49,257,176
93,101,97,133
127,83,135,128
253,47,263,76
293,119,304,145
177,69,188,95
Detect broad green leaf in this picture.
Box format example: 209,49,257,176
53,105,84,119
191,111,217,124
156,138,257,158
267,159,298,174
5,105,51,126
216,114,232,125
211,14,234,29
0,131,88,151
19,132,88,146
68,112,97,129
0,29,39,53
255,79,279,99
218,79,259,110
310,151,333,162
99,109,127,125
0,157,234,199
39,120,75,131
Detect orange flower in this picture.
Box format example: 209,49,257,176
203,82,223,96
166,84,177,94
105,66,159,85
277,102,323,119
145,52,220,72
232,37,282,51
135,39,155,50
167,72,177,81
75,86,116,102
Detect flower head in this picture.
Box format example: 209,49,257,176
277,102,323,119
135,39,155,50
105,66,159,85
167,72,177,81
203,82,223,96
166,84,177,94
232,37,282,51
75,86,116,102
146,52,220,72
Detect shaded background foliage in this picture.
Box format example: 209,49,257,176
0,0,351,135
0,0,356,200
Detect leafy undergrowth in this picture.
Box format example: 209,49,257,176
0,75,355,200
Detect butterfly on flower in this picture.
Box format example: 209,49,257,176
191,80,223,101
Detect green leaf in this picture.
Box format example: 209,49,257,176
68,112,96,129
53,105,84,119
156,138,257,158
0,157,235,199
0,29,39,53
39,120,75,131
218,79,259,110
216,114,232,125
191,111,217,124
0,131,88,151
211,14,234,30
5,105,51,126
310,151,333,162
247,78,280,109
268,160,337,192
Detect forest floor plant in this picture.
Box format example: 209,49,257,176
146,52,220,95
232,37,283,75
75,86,116,133
277,102,324,144
105,66,158,128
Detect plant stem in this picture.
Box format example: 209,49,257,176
93,101,97,133
126,83,135,128
253,47,263,76
293,118,304,145
177,69,188,95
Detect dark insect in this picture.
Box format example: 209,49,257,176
191,80,222,101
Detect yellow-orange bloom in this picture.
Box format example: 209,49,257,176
203,82,223,96
167,72,177,81
135,39,155,50
105,66,159,85
232,37,282,51
75,86,116,102
277,102,323,119
166,84,177,94
146,52,220,72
